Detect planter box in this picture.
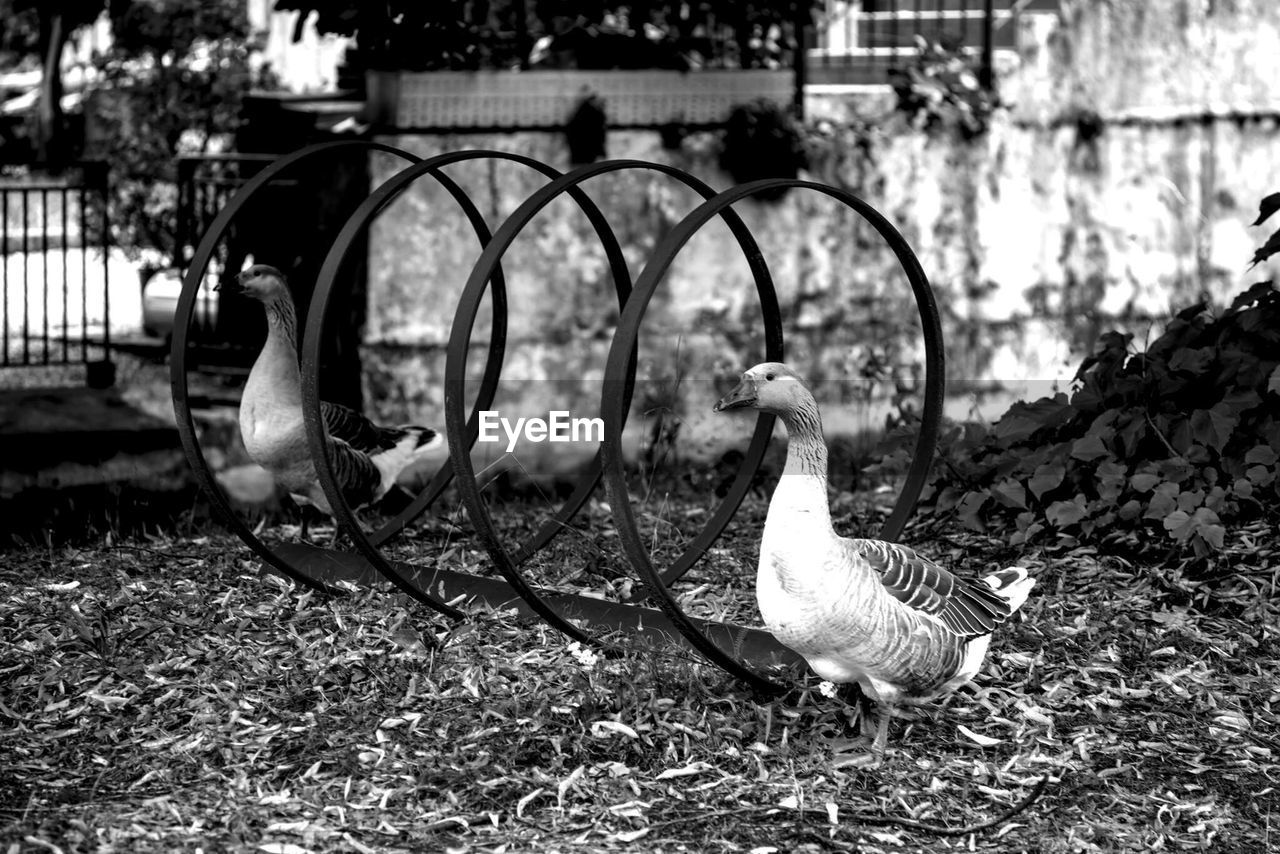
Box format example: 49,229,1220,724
365,69,795,129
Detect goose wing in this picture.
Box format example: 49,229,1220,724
321,401,401,454
325,436,384,509
844,539,1016,638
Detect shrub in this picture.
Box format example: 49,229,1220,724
873,197,1280,555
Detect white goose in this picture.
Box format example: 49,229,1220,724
714,362,1034,758
224,264,443,536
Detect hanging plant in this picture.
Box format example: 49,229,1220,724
718,99,807,202
565,93,608,165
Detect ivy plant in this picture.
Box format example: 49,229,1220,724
873,196,1280,555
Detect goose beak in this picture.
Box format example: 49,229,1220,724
214,273,246,294
714,378,757,412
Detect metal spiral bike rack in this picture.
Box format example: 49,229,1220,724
170,140,944,697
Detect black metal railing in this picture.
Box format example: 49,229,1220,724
175,154,288,349
176,154,281,275
807,0,1041,87
174,152,368,403
0,161,113,386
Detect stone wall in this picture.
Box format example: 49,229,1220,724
360,0,1280,476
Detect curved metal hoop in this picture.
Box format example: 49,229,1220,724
599,178,945,694
444,159,784,647
170,140,428,595
172,148,943,696
301,150,632,619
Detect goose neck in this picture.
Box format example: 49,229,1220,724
780,401,828,479
247,290,303,409
262,292,299,349
772,398,832,528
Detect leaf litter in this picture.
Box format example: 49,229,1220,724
0,487,1277,853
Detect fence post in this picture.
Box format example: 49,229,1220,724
980,0,995,90
176,158,195,269
793,0,808,121
86,160,114,388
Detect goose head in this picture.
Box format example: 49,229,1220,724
713,362,813,416
219,264,290,302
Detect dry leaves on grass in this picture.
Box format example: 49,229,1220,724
2,492,1278,852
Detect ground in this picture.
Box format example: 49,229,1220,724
0,488,1277,853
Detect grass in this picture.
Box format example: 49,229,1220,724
1,484,1278,853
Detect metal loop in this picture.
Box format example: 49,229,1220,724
302,150,629,619
444,159,782,648
600,177,944,694
173,149,942,696
170,141,426,595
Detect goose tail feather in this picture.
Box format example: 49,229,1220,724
982,566,1035,615
400,425,443,455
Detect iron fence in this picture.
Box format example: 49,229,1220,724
808,0,1029,87
0,161,113,386
175,153,281,275
175,153,287,349
173,151,368,408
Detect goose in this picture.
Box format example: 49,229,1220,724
714,362,1034,761
221,264,443,538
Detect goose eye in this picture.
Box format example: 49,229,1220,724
765,372,776,381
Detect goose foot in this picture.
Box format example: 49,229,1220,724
871,710,890,757
832,695,890,769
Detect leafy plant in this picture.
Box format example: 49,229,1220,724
1250,191,1280,268
874,197,1280,556
84,0,258,261
890,34,1000,139
718,99,807,201
275,0,820,72
0,0,108,161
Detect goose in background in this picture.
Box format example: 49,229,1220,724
714,362,1034,762
220,264,442,538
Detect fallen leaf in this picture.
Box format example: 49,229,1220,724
655,762,713,780
557,765,585,808
590,720,638,739
613,828,650,842
516,787,545,819
957,724,1003,746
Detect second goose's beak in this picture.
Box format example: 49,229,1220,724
214,273,246,294
714,377,757,412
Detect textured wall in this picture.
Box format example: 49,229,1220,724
361,0,1280,476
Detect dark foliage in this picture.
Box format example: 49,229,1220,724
565,94,607,165
273,0,819,71
890,34,1000,139
875,276,1280,556
1250,191,1280,267
717,99,807,201
84,0,256,260
0,0,108,160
